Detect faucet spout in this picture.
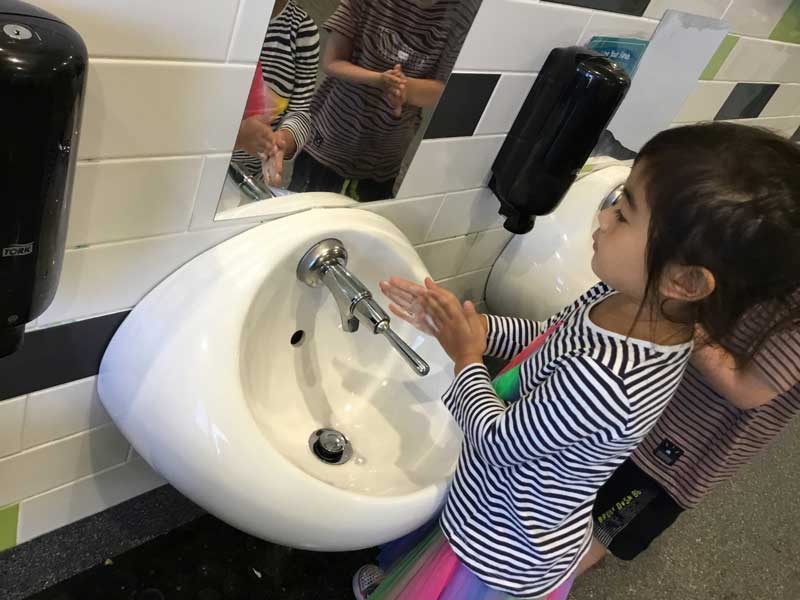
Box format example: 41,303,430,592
297,239,430,377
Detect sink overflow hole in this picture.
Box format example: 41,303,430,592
290,330,305,347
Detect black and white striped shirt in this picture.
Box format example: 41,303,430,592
234,0,320,177
440,283,692,597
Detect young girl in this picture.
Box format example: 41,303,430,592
353,122,800,600
577,125,800,573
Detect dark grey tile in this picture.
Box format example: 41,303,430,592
715,83,779,121
0,485,203,600
20,510,377,600
0,311,128,401
543,0,651,17
792,126,800,142
425,73,500,139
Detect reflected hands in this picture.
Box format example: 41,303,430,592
262,129,298,187
381,64,407,117
235,114,277,157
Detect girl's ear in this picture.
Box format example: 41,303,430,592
660,265,716,302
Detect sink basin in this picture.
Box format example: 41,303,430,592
98,207,461,551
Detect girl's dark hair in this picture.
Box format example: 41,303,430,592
635,122,800,367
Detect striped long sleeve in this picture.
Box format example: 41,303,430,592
275,14,319,154
485,314,547,360
442,358,628,468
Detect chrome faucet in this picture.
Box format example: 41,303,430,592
297,239,430,377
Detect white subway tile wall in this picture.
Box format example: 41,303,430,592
397,135,506,199
38,225,250,327
0,424,129,507
474,74,538,136
0,396,26,459
718,115,800,137
714,37,800,83
16,459,165,544
2,0,798,551
425,188,506,241
68,157,204,247
674,81,737,122
363,195,445,245
644,0,729,20
761,84,800,118
77,61,254,160
578,11,659,45
722,0,793,38
22,378,110,450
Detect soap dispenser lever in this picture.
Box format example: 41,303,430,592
297,239,430,377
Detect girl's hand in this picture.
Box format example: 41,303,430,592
381,64,407,117
418,278,487,373
380,64,406,92
235,115,277,156
380,277,436,335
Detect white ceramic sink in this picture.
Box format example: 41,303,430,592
98,207,461,551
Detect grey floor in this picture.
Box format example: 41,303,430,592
571,417,800,600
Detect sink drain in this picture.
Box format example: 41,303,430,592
309,428,352,465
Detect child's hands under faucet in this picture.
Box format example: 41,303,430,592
381,277,488,374
380,277,436,334
418,279,487,374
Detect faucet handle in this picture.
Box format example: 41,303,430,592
380,325,430,377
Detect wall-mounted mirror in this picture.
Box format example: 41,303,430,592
215,0,483,220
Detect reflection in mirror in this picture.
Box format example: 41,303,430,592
216,0,482,218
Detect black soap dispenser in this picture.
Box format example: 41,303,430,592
0,0,87,357
490,47,631,234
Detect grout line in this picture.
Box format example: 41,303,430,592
37,309,132,332
422,197,447,243
225,0,246,63
187,155,209,233
63,219,246,253
17,395,29,457
0,422,119,464
80,149,233,163
77,153,211,166
720,0,735,21
730,32,800,47
575,12,593,46
710,79,799,85
89,56,255,68
436,266,492,284
17,459,131,506
472,74,504,135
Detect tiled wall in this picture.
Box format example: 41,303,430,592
1,0,799,555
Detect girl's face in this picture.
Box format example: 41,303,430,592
591,163,652,302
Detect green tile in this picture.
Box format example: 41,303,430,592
770,0,800,44
700,35,739,81
0,504,19,552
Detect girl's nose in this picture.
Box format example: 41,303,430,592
597,207,613,231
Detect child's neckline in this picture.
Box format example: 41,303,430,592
584,290,693,353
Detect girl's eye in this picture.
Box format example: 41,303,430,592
615,209,627,223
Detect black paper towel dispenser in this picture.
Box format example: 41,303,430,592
0,0,88,356
490,47,630,234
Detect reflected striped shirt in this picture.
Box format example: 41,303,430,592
234,0,320,177
306,0,478,181
440,283,692,597
632,303,800,509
